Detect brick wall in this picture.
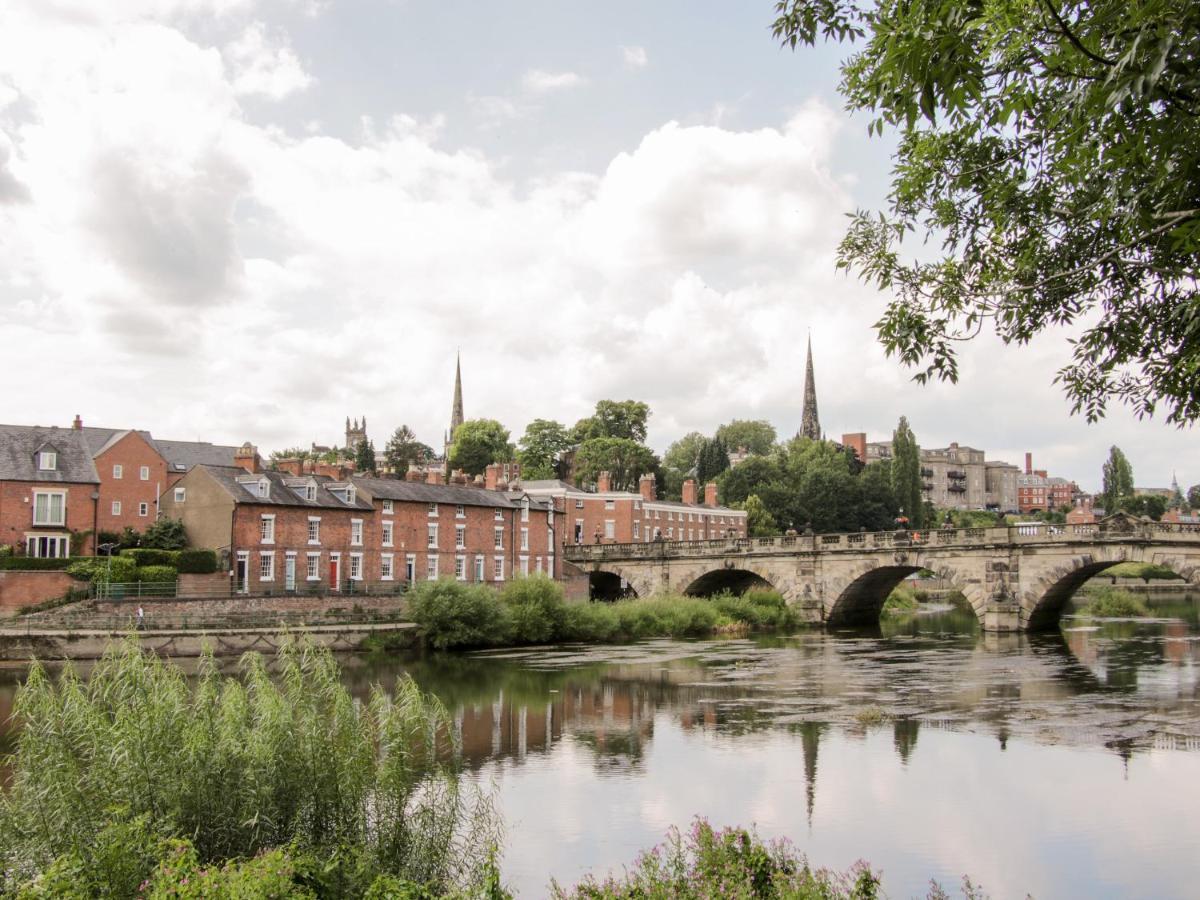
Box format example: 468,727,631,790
0,481,97,556
92,592,406,619
0,570,76,617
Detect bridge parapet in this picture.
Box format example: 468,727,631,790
563,521,1200,564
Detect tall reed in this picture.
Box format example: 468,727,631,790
0,636,499,896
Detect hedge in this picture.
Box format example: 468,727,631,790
0,557,73,571
67,556,138,584
137,565,179,584
176,549,218,574
119,548,181,567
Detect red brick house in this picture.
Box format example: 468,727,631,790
351,474,557,584
523,472,747,552
0,424,99,558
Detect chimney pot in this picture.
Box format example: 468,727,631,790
72,414,83,430
682,479,697,506
639,473,656,502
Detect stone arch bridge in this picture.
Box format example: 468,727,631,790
563,520,1200,632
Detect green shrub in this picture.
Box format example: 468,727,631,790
119,548,180,567
551,819,881,899
0,543,12,557
882,584,920,613
712,589,797,629
139,518,188,550
176,549,218,574
1080,588,1149,618
136,564,179,583
0,638,500,896
501,575,567,643
0,556,72,571
408,580,510,649
561,602,622,642
65,555,137,583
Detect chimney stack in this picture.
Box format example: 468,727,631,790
234,442,261,474
639,473,656,502
405,465,425,482
72,414,83,430
704,482,717,507
426,469,443,485
1025,452,1032,475
485,464,500,491
682,479,697,505
597,471,612,493
276,458,304,477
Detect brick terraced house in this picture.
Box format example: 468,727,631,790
0,425,99,558
523,472,747,554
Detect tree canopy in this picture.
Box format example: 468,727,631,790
774,0,1200,424
1100,445,1134,512
447,419,514,476
572,437,660,494
715,420,777,456
383,425,434,474
517,419,572,481
1189,485,1200,509
353,439,377,476
890,417,924,528
571,400,651,444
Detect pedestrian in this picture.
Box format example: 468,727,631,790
136,605,145,631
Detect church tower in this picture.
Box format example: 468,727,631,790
449,352,464,440
345,416,367,450
799,335,821,440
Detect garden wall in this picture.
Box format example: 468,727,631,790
0,570,74,617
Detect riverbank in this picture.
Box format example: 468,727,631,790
0,621,418,661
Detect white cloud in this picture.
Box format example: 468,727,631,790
621,45,648,69
224,22,313,99
522,68,586,94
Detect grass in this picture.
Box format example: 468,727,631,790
853,706,889,727
882,584,924,614
1078,588,1150,618
1101,562,1183,582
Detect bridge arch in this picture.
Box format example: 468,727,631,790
588,569,641,602
825,561,982,628
682,567,776,597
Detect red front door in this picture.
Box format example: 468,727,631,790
329,557,340,591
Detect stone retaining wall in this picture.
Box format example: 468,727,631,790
0,570,75,617
93,592,407,619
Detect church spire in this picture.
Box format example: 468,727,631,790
799,333,821,440
449,352,464,440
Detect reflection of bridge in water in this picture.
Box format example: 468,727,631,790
565,520,1200,632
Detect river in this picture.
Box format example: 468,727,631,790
3,597,1200,898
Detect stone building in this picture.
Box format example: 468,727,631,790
799,336,821,441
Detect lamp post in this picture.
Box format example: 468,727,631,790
98,542,118,599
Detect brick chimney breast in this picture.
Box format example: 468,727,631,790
597,471,612,493
485,464,500,491
639,473,656,502
406,465,424,482
72,414,83,430
704,482,717,507
234,442,260,474
426,469,443,485
682,479,697,506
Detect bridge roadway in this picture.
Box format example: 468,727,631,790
562,519,1200,632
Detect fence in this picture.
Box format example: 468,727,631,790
92,579,409,601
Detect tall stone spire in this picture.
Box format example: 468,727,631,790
799,334,821,440
449,352,464,440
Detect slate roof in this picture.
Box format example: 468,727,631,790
77,425,239,472
521,479,743,514
352,476,550,510
0,425,100,484
199,466,374,511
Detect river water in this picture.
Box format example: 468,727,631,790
3,598,1200,898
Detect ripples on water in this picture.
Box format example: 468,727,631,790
3,598,1200,898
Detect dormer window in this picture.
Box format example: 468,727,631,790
347,486,356,504
306,485,316,501
38,451,56,471
257,478,270,499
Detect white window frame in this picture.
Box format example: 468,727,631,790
350,518,363,546
139,465,150,481
604,520,615,539
456,525,466,549
139,502,149,517
381,553,394,580
260,514,275,544
426,555,439,580
174,487,185,503
33,491,66,527
605,499,615,510
349,552,363,581
521,500,530,522
111,501,122,516
381,521,394,547
494,527,504,549
306,552,320,580
25,534,69,558
519,555,529,576
493,555,504,581
427,523,438,548
382,499,394,514
456,505,466,518
405,553,416,582
455,555,467,581
520,527,529,550
575,498,584,509
428,503,438,517
259,551,275,581
474,554,485,582
112,464,123,479
307,516,321,545
495,508,503,521
37,451,56,471
633,521,641,539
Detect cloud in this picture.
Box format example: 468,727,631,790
621,45,648,69
522,69,587,94
224,22,313,99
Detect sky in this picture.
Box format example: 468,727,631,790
0,0,1194,493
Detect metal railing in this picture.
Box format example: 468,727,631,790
91,580,409,601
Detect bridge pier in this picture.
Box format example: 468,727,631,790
981,600,1023,633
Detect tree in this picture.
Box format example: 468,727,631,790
741,495,779,537
141,518,187,550
517,419,571,481
1189,485,1200,509
662,431,708,499
774,1,1200,424
695,437,730,484
890,417,923,528
1121,493,1167,520
715,420,777,456
572,438,660,493
571,400,651,444
447,419,514,476
268,447,311,464
383,425,434,474
354,439,377,476
1100,446,1135,513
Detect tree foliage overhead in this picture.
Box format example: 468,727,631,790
518,419,572,481
446,419,514,476
774,0,1200,424
571,400,651,444
715,420,777,456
